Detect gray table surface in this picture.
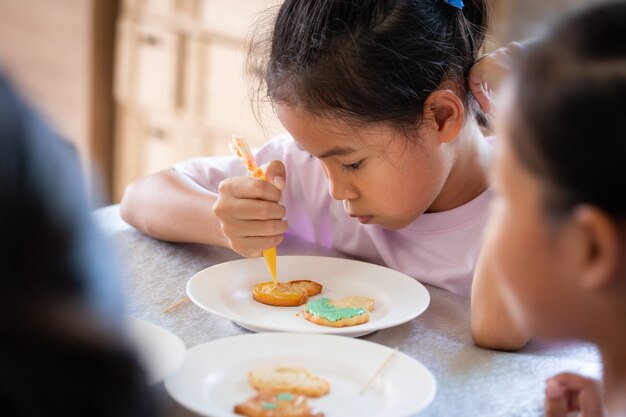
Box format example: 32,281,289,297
94,205,602,417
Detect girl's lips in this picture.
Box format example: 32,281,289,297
351,214,373,224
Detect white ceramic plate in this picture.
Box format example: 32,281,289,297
186,256,430,337
165,332,436,417
126,317,186,385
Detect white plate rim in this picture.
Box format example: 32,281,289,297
164,332,437,417
186,256,430,337
126,316,186,385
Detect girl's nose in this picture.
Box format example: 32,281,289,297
327,175,359,201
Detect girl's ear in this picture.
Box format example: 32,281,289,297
423,82,465,144
572,205,621,291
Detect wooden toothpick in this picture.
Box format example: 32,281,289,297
359,346,399,395
163,296,190,313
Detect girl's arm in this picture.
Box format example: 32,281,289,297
471,247,531,350
469,41,532,350
120,169,228,246
120,161,288,257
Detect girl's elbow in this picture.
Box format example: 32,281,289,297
471,317,531,351
119,182,140,227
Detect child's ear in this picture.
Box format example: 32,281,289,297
423,82,465,144
571,205,620,291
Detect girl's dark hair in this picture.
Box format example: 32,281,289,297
512,2,626,219
253,0,489,131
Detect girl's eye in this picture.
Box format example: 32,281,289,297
341,161,363,172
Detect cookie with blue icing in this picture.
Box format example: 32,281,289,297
302,296,375,327
234,391,324,417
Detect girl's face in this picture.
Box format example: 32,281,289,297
486,91,587,338
275,104,454,230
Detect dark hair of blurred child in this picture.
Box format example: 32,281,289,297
0,73,157,417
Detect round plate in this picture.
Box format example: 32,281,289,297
165,332,436,417
126,317,186,385
186,256,430,337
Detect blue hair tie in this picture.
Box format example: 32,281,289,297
444,0,464,9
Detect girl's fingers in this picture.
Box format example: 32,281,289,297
226,198,286,220
550,373,597,391
263,160,287,191
545,374,607,417
468,41,525,114
214,162,289,257
240,219,289,238
545,379,569,417
469,77,492,113
214,190,286,223
228,234,285,258
218,176,282,202
221,218,288,239
579,385,607,417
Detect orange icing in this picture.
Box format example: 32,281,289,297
253,281,305,303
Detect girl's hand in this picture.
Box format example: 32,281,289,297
545,373,607,417
213,161,288,257
468,42,525,114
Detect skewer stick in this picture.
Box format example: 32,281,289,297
163,296,190,313
359,346,399,395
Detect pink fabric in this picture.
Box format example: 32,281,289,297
174,136,491,297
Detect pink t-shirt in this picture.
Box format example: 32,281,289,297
174,136,491,297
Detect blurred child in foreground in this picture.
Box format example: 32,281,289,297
0,73,156,417
479,3,626,416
